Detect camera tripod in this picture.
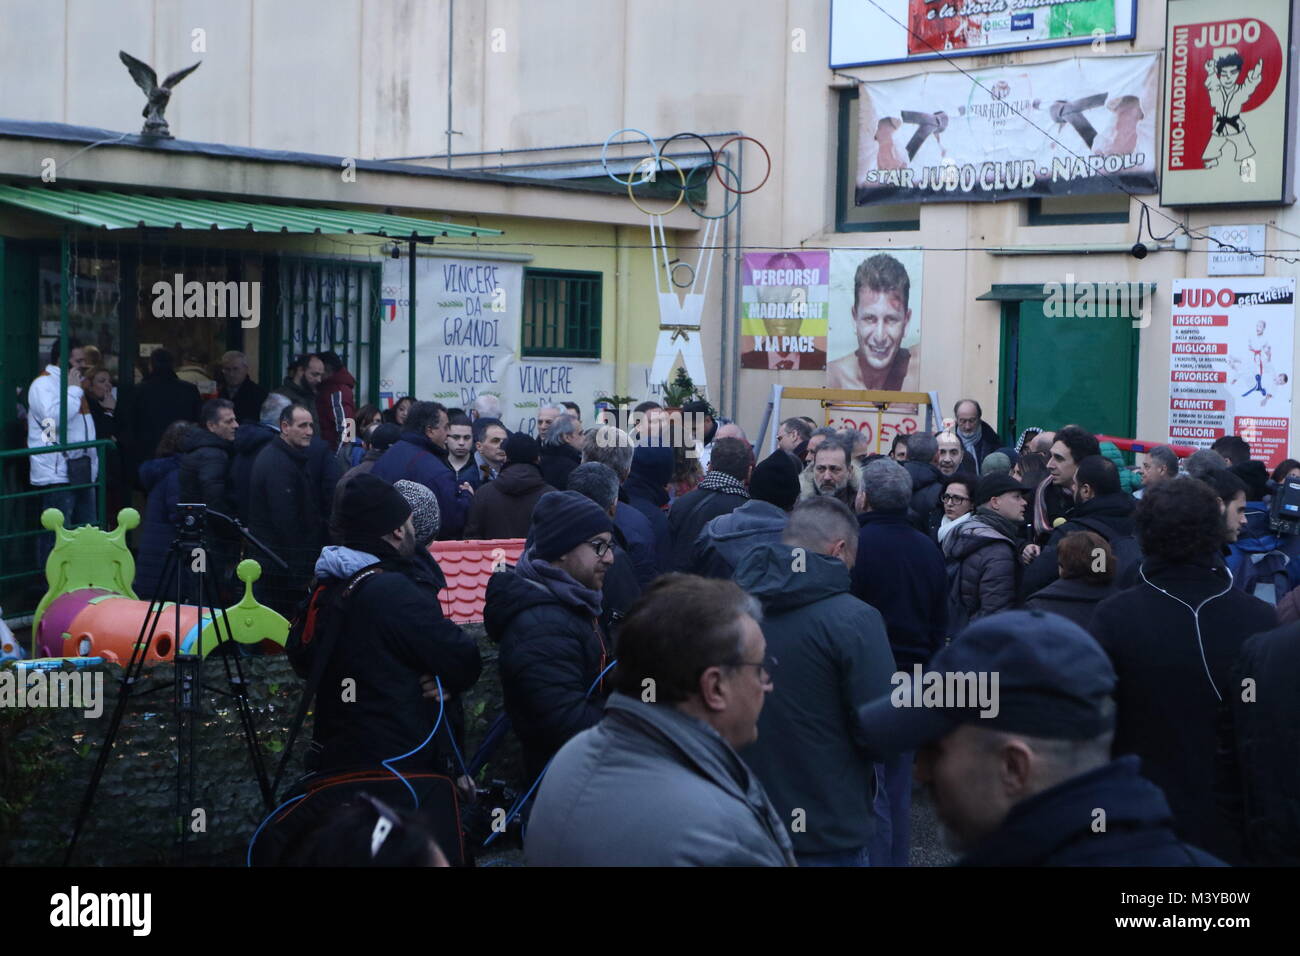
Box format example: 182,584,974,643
65,504,287,865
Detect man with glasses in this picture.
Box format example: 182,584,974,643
485,491,616,782
526,574,794,866
735,497,896,867
953,399,1001,477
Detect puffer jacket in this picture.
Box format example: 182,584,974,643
315,366,356,449
484,553,611,781
178,426,235,513
942,514,1019,621
1021,491,1137,599
691,499,789,578
903,460,944,537
526,693,795,867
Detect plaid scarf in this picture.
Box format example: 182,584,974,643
699,471,750,498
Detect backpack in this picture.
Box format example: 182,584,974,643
1071,516,1143,586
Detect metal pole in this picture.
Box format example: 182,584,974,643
719,150,730,417
730,143,744,420
59,229,69,446
446,0,454,169
408,240,418,397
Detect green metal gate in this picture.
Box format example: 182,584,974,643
263,257,383,405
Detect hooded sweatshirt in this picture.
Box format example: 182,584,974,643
692,499,789,578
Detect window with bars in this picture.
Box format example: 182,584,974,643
521,269,602,359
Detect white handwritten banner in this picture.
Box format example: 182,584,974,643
379,256,613,436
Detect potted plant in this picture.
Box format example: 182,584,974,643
660,367,706,411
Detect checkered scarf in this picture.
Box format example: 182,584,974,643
699,471,750,498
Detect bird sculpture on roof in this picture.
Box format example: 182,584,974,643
119,51,200,139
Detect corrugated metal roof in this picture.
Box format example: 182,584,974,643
0,183,501,238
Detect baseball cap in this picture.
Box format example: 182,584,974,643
856,610,1118,757
974,472,1029,507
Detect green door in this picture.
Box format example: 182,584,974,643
998,299,1139,445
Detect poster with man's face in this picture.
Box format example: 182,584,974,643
827,249,923,392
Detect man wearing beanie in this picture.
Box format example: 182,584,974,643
484,490,615,780
307,473,481,822
942,472,1030,635
329,422,403,543
691,451,799,578
465,433,556,539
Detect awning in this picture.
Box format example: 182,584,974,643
0,183,501,238
977,282,1156,302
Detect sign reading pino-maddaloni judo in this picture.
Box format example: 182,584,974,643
1161,0,1295,206
854,53,1159,205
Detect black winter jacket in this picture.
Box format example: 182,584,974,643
124,371,202,478
538,442,581,490
851,511,948,668
179,427,235,513
667,484,748,572
1218,620,1300,865
312,544,482,775
903,460,944,538
1089,554,1275,862
1022,491,1136,599
247,436,323,579
942,514,1019,624
1024,577,1116,631
484,565,611,780
958,756,1224,867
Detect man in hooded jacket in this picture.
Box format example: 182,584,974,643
465,434,556,539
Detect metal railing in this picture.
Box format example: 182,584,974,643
0,439,111,619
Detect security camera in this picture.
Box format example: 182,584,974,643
1130,242,1148,260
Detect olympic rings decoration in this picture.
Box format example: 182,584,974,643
601,128,659,186
670,261,696,288
712,136,771,194
625,155,687,216
600,129,770,218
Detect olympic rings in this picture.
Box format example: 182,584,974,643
600,129,771,216
712,135,772,194
626,155,687,216
670,261,696,288
601,128,659,186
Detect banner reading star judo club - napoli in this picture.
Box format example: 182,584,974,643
854,53,1159,205
1170,277,1294,469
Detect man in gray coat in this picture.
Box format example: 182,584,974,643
735,497,897,866
525,575,795,866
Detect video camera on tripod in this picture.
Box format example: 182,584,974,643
1269,475,1300,535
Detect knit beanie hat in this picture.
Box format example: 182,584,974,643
981,452,1013,476
394,479,441,546
749,451,801,511
531,490,614,561
505,433,540,466
340,473,412,542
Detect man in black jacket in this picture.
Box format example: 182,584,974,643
1088,479,1274,862
303,473,481,861
539,413,583,490
248,403,324,615
667,437,752,572
125,348,202,484
858,610,1223,866
1219,619,1300,865
953,399,1000,477
217,351,268,425
179,399,238,514
1021,455,1136,599
903,432,944,538
484,491,615,782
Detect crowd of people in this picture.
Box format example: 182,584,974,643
23,348,1300,866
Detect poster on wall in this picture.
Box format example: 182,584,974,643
830,0,1137,67
1162,0,1294,206
739,252,829,371
378,256,613,436
855,53,1159,205
826,248,923,391
1169,277,1294,469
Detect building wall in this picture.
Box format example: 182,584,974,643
3,0,1297,448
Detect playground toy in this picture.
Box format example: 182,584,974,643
30,508,288,664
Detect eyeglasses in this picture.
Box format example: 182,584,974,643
727,654,778,684
956,417,979,425
941,494,970,504
585,538,614,558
